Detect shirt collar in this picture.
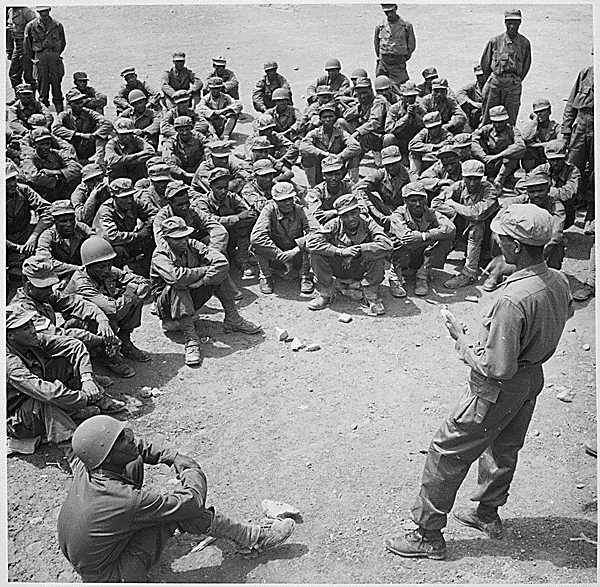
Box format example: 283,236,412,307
502,262,549,287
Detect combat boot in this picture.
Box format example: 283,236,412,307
415,270,429,297
385,528,446,560
308,294,331,311
185,341,202,366
118,331,151,362
453,507,504,540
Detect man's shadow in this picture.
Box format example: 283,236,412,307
447,515,598,568
150,537,308,583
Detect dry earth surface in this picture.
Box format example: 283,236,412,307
5,3,597,584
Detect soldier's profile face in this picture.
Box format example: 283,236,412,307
7,321,39,348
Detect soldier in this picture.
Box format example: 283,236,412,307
18,112,74,157
7,6,37,94
6,160,52,277
452,133,474,162
194,167,258,279
203,55,239,99
471,105,526,189
23,6,66,111
7,82,53,135
385,204,572,561
419,78,466,135
248,136,294,183
12,255,131,384
113,67,160,115
105,118,156,183
240,159,279,215
338,77,387,169
251,114,299,170
71,163,110,226
192,139,251,196
301,85,343,134
65,236,152,364
300,103,361,186
306,154,353,227
519,98,560,172
388,181,455,297
374,75,401,106
562,65,594,231
416,67,438,98
197,77,243,141
71,71,107,114
57,415,294,582
383,82,425,165
119,89,161,150
252,60,292,113
21,126,82,201
307,58,352,104
265,88,304,139
407,111,452,177
431,159,499,289
420,145,463,196
52,89,113,165
355,145,411,230
137,162,172,212
250,182,314,296
6,306,117,451
161,51,203,109
36,200,94,281
93,178,156,277
162,116,208,184
160,89,214,140
307,194,393,315
374,4,416,90
456,64,486,131
480,9,532,126
572,245,595,302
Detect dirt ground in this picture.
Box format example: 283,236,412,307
5,3,597,584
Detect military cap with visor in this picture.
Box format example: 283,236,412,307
120,67,136,77
172,51,186,60
489,105,510,121
66,89,86,103
114,118,135,133
272,182,296,201
437,145,459,159
532,98,551,112
251,136,274,150
6,305,38,330
321,154,344,173
172,89,191,103
208,167,232,184
256,114,277,130
109,177,136,197
162,216,195,239
28,113,47,126
421,67,438,80
423,111,442,128
504,8,522,20
31,127,52,142
212,56,227,65
334,194,360,215
461,159,486,176
16,83,34,94
73,71,88,81
400,82,420,96
22,256,60,288
491,203,553,247
208,140,232,156
82,163,104,182
431,78,449,90
523,172,551,188
253,159,277,175
148,163,172,181
402,181,428,199
381,145,403,165
354,77,372,89
263,60,278,71
544,139,567,159
164,180,189,200
50,199,76,217
173,115,193,128
207,77,225,88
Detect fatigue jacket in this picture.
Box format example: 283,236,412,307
265,105,304,136
300,126,361,161
240,180,273,214
307,74,352,102
24,16,66,55
562,66,594,134
471,124,526,159
307,214,393,259
192,155,251,194
53,107,113,142
251,131,298,167
431,179,499,232
153,204,229,253
8,99,53,135
161,66,202,98
69,85,107,114
455,262,572,385
420,160,462,184
162,133,208,176
105,135,155,177
71,182,111,226
21,148,82,194
252,73,292,112
119,107,161,141
36,222,94,276
408,127,451,154
520,119,560,149
306,180,353,225
344,94,388,136
418,95,467,133
480,32,532,81
114,80,159,113
11,287,109,336
527,162,580,203
8,7,37,39
64,266,149,318
250,201,311,256
160,106,212,139
202,67,239,95
385,100,425,138
93,197,156,246
456,80,484,107
355,166,410,222
7,334,90,417
374,16,416,58
57,439,208,582
197,92,242,119
6,183,52,244
390,204,455,246
138,184,168,213
194,191,252,228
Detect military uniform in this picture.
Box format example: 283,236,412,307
8,95,53,135
374,13,416,88
162,131,208,179
338,94,388,156
418,94,467,134
456,79,485,131
160,105,213,140
407,120,452,176
197,90,242,139
384,98,426,165
23,11,67,109
192,155,251,195
37,221,94,279
114,79,159,115
105,134,155,183
7,7,37,91
253,70,292,112
202,66,239,99
119,106,161,150
161,64,202,109
70,72,107,114
71,173,111,226
307,73,352,104
306,179,353,227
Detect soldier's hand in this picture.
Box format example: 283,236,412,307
400,231,423,245
97,320,117,345
173,453,201,475
279,247,300,264
237,209,254,221
440,309,464,341
341,245,361,258
82,380,103,404
22,235,37,255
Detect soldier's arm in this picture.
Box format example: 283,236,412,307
250,204,282,255
85,87,107,112
521,37,532,80
339,130,361,161
550,165,580,203
192,209,230,254
252,78,267,113
360,217,394,257
299,130,328,159
446,98,468,133
58,22,66,54
161,70,176,98
224,70,239,94
151,247,209,289
408,129,434,154
305,220,344,256
36,229,80,275
88,109,113,139
452,183,499,221
561,71,582,136
406,21,416,59
52,112,77,141
496,128,526,159
479,39,494,82
57,151,83,183
426,210,456,241
469,127,489,159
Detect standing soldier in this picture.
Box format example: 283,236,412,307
374,4,416,91
7,6,37,96
562,65,594,232
203,55,239,99
480,9,532,126
252,60,292,113
70,71,107,114
385,204,572,560
161,51,203,109
24,6,66,112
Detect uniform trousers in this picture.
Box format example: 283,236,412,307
34,50,64,108
481,73,522,126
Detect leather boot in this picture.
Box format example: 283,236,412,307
208,511,261,552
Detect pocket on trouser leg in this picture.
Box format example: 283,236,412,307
452,391,492,433
31,59,39,81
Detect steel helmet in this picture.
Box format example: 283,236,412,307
271,88,290,101
128,89,146,104
324,58,342,70
80,237,117,266
374,75,392,91
350,68,368,79
257,114,276,130
72,415,128,469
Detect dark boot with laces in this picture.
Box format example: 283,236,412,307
385,527,447,560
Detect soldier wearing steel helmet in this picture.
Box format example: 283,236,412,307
57,415,294,582
374,74,400,105
19,111,74,156
252,60,292,112
119,89,161,150
265,88,304,139
64,236,152,368
113,66,161,115
306,58,352,104
385,203,572,560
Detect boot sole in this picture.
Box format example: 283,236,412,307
256,519,296,552
452,512,504,540
385,542,446,560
